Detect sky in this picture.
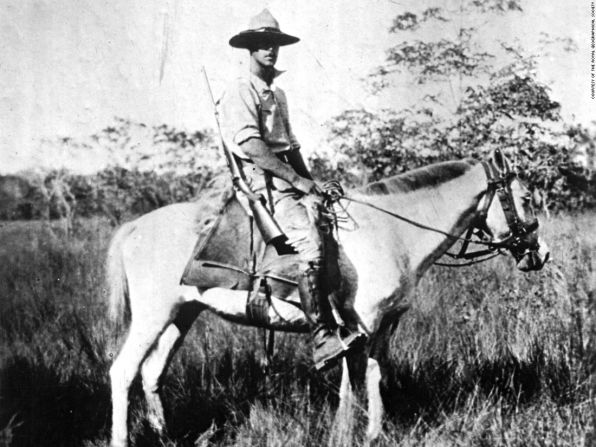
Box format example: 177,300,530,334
0,0,594,173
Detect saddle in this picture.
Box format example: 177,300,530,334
180,188,351,328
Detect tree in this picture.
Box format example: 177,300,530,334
1,120,226,223
89,118,220,174
312,0,594,211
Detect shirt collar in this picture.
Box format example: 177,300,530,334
249,69,284,93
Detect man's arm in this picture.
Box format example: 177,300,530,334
241,138,318,194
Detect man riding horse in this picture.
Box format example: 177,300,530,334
217,9,366,370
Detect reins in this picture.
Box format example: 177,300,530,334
339,195,493,247
337,195,503,267
328,159,538,268
434,251,502,267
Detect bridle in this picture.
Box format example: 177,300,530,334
333,158,541,267
438,160,539,265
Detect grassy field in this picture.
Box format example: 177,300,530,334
0,213,594,446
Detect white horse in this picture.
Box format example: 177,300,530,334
106,152,549,446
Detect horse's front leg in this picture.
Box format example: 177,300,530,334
339,353,385,442
339,347,368,408
337,358,355,421
365,357,384,442
332,347,368,446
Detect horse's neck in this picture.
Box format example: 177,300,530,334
347,163,486,276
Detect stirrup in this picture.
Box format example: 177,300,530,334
314,330,367,372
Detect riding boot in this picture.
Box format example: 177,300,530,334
298,261,367,371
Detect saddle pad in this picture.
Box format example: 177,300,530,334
180,190,302,298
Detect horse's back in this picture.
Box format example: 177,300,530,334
118,201,212,300
133,200,210,232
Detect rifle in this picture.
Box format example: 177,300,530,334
201,67,294,255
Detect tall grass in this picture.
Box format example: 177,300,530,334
0,213,593,446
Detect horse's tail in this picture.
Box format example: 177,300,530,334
106,221,135,324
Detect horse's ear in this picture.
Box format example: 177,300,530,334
492,148,511,174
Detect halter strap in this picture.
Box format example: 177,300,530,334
481,161,524,234
479,161,539,244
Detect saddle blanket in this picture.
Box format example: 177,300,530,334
180,188,302,302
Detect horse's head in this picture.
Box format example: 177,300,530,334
477,149,550,272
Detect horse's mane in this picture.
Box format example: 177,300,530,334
356,159,477,196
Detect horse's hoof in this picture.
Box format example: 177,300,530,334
366,426,381,443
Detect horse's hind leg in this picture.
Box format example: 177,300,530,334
141,302,204,435
110,317,170,447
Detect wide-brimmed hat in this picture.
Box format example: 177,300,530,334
229,9,299,49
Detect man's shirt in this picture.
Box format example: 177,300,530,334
218,72,300,160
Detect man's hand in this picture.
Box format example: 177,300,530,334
322,180,345,202
293,177,322,195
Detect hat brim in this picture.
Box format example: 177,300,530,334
229,30,300,49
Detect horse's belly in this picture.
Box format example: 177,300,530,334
198,287,309,332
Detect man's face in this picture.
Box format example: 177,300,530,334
250,40,279,67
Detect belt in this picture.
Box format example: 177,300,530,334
237,150,292,165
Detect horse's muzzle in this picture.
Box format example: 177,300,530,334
516,243,550,272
